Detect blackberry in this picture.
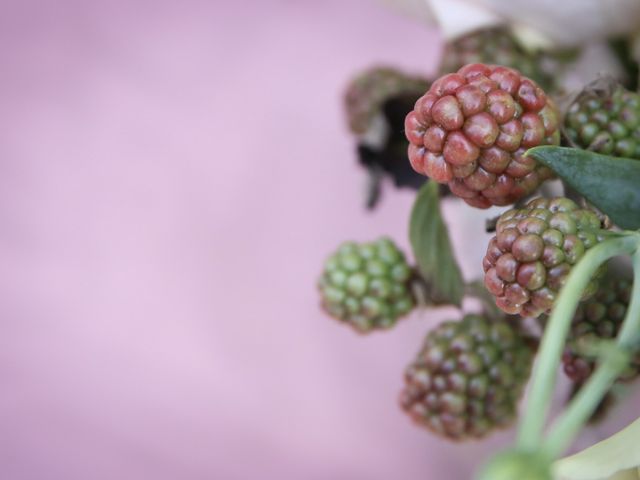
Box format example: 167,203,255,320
318,238,415,332
344,67,431,207
483,197,606,317
405,63,559,208
440,27,556,90
565,82,640,159
563,277,640,382
400,314,535,440
344,66,430,135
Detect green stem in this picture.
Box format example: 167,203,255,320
616,249,640,348
541,249,640,456
541,352,624,457
516,235,640,452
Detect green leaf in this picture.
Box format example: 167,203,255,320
553,416,640,480
526,146,640,230
409,181,464,306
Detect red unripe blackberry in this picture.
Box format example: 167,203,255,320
405,64,559,208
483,197,606,317
563,278,640,382
400,314,534,440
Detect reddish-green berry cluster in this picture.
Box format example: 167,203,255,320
563,278,640,382
565,84,640,159
318,238,415,332
440,28,555,90
344,66,430,135
400,314,534,440
483,197,605,317
405,64,559,208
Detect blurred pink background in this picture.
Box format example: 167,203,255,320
2,1,639,479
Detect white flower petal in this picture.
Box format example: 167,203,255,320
553,417,640,480
558,42,627,93
471,0,640,47
376,0,436,24
378,0,640,48
426,0,502,40
607,468,640,480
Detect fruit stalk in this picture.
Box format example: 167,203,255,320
542,247,640,456
516,234,640,451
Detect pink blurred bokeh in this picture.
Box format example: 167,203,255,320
1,1,639,479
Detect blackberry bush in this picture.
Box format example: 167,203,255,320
324,21,640,479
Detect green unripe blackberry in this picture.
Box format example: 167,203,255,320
440,27,556,91
400,314,535,440
563,277,640,382
565,83,640,159
483,197,606,318
344,66,430,135
317,238,415,332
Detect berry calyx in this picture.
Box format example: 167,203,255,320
477,450,552,480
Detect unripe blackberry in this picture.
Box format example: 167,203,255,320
565,83,640,159
318,238,415,332
405,63,559,209
483,197,605,317
400,314,534,440
563,278,640,382
440,28,554,90
345,67,430,135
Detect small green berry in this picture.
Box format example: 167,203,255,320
565,83,640,160
318,238,415,332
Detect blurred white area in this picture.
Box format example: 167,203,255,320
379,0,640,47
